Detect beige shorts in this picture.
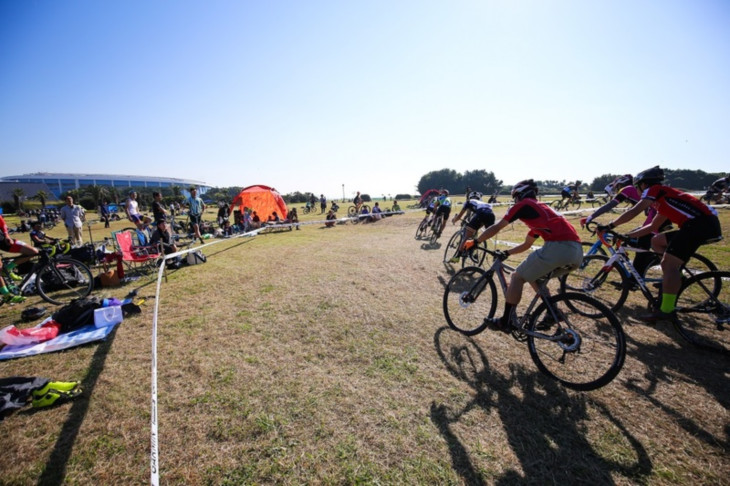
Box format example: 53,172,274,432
515,240,583,282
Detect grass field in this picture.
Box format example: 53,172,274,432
1,200,728,485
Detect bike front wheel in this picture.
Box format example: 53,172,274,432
443,231,463,264
443,266,498,335
674,270,730,354
36,257,94,305
527,292,626,391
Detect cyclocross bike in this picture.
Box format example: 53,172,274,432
1,244,94,305
443,249,626,391
563,221,728,354
442,218,489,268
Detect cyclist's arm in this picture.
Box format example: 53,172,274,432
452,207,467,224
624,214,668,239
607,199,652,228
586,199,619,222
507,233,537,255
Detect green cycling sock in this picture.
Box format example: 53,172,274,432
660,293,677,313
5,261,16,271
0,286,9,295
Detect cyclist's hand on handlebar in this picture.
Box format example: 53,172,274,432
494,249,510,260
580,217,589,228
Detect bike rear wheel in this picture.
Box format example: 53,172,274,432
443,266,498,335
559,254,630,313
527,292,625,391
36,257,94,305
430,217,443,244
674,270,730,354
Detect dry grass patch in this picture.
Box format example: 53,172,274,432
0,206,728,485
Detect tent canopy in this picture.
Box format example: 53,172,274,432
230,185,288,221
418,189,440,207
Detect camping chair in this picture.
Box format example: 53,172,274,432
113,230,166,281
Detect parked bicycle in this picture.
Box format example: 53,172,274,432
1,244,94,306
443,249,626,391
562,221,727,353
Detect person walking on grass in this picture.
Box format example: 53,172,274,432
59,195,85,247
185,187,206,245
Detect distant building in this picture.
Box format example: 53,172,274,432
0,182,58,206
0,173,210,200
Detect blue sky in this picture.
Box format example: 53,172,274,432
1,1,728,199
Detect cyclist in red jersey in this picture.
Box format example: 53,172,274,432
599,166,722,322
585,174,671,275
472,179,584,332
0,215,39,303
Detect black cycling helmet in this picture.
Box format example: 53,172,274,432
634,166,664,186
468,191,482,201
511,179,538,201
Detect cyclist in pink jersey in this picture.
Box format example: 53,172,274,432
599,166,722,322
584,174,669,275
472,179,583,332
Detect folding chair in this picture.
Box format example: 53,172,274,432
113,230,166,281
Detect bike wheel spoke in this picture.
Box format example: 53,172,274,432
443,267,497,335
527,293,625,391
675,271,730,354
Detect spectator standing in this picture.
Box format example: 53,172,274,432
59,195,85,247
185,187,206,245
99,200,111,228
152,192,168,223
320,194,327,214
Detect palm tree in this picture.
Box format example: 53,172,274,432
12,188,25,212
84,184,109,207
33,190,50,209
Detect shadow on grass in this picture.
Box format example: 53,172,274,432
616,308,730,448
35,326,119,486
431,327,652,484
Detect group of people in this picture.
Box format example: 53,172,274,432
445,165,722,331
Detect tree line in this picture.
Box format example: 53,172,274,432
416,168,726,196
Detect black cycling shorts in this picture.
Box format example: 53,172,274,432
466,211,495,231
664,214,721,262
435,205,451,219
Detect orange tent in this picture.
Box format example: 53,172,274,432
230,185,288,221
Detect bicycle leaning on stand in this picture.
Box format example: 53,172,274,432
443,249,626,391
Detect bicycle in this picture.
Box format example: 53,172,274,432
563,220,719,312
553,196,582,211
347,204,370,218
562,221,726,353
1,244,94,305
415,212,432,239
429,212,446,244
442,220,489,268
443,250,626,391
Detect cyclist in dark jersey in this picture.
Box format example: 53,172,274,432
449,192,494,262
599,166,722,322
472,180,583,332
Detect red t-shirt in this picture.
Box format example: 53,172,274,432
642,185,716,227
504,198,580,242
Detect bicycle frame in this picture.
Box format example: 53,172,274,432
595,231,660,308
469,253,577,344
